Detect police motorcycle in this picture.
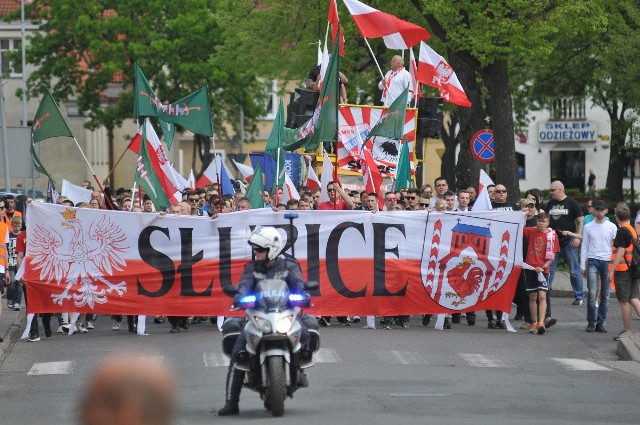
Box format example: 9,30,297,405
222,279,320,417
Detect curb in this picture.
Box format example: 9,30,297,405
616,332,640,363
0,309,26,368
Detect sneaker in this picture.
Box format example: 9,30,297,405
12,305,20,311
595,323,607,333
495,321,507,330
349,316,361,323
28,335,41,342
487,320,496,329
467,317,476,326
613,331,628,341
337,320,351,326
7,302,13,309
572,299,584,306
317,317,330,327
586,323,595,332
153,316,165,324
86,322,95,330
112,322,121,331
79,325,88,334
544,317,557,328
422,315,432,327
537,324,546,335
529,323,538,334
56,325,69,334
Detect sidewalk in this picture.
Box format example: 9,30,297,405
2,272,639,364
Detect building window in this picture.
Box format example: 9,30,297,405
550,150,585,191
1,39,22,76
261,79,277,119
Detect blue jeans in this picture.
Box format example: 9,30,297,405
548,239,584,303
586,258,610,324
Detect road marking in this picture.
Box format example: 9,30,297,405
387,393,452,397
459,353,508,368
203,352,230,367
28,361,74,375
376,350,426,365
314,348,342,363
551,358,611,371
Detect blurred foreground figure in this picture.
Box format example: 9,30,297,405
80,355,176,425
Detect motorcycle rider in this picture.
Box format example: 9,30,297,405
218,226,310,416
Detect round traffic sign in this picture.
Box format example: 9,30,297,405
471,129,495,163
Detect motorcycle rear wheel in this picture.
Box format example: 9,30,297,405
266,356,286,417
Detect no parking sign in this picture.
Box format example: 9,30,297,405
471,129,495,163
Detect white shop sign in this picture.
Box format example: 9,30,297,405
538,121,597,142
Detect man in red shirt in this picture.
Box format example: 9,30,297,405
317,181,354,210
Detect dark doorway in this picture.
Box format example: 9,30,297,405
550,150,585,191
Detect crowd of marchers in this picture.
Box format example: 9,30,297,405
1,176,639,343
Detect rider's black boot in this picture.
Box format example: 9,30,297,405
218,401,239,416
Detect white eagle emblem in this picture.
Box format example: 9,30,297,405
30,209,129,308
435,61,453,85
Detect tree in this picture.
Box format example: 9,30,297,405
409,0,606,197
13,0,265,179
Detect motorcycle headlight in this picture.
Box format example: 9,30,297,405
276,315,293,334
254,316,272,333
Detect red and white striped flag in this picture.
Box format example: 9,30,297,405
305,164,321,191
342,0,431,49
417,42,471,107
328,0,345,56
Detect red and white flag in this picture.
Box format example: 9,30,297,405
417,42,471,107
409,47,421,106
281,172,301,204
471,169,494,212
358,138,384,211
127,122,182,205
342,0,431,49
305,164,321,191
328,0,345,56
187,169,196,190
195,155,234,191
232,159,254,183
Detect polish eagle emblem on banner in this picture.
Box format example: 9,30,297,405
29,208,129,308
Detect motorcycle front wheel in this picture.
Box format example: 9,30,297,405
266,356,286,417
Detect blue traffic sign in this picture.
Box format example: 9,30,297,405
471,129,495,163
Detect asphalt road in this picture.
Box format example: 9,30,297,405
1,301,640,425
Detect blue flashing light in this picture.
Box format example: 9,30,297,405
240,295,256,304
288,294,305,302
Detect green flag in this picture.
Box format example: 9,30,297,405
368,87,409,140
30,89,75,181
394,138,413,191
265,98,286,189
283,29,340,151
135,119,171,211
134,64,213,147
245,163,265,209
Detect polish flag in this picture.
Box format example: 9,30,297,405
409,47,421,106
305,165,321,191
127,122,182,205
471,169,494,212
232,159,254,183
342,0,431,49
359,139,384,211
417,42,471,107
187,169,196,190
320,151,334,202
328,0,345,56
281,172,300,204
195,155,235,195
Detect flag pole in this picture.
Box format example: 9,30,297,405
71,136,116,210
210,135,223,214
363,37,385,79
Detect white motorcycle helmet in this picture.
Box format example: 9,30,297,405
248,226,284,261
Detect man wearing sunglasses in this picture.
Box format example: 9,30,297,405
491,184,517,211
219,226,310,416
317,181,354,210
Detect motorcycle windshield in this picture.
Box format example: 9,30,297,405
255,279,290,312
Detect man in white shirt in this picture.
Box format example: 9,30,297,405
580,200,617,333
378,55,413,106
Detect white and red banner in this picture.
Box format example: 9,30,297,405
417,41,471,107
342,0,431,49
23,203,524,316
337,105,417,177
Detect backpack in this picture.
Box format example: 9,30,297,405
622,227,640,279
